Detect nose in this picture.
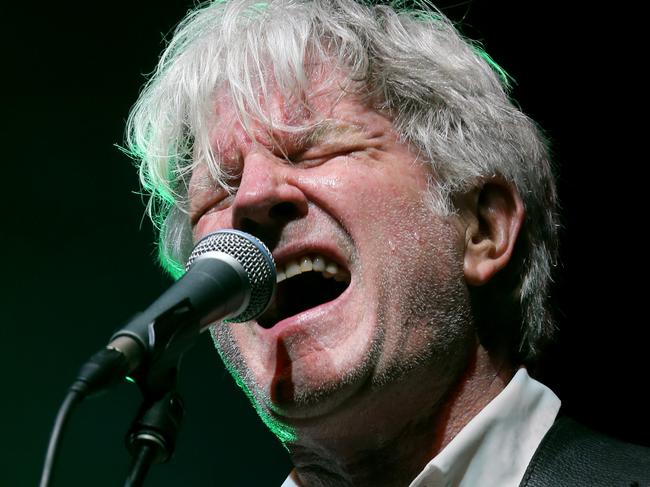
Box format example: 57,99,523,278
230,151,308,238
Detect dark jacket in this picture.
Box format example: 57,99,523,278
520,416,650,486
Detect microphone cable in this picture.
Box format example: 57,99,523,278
38,389,80,487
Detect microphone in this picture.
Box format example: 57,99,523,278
39,230,275,487
74,229,276,396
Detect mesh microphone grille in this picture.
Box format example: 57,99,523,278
185,230,276,322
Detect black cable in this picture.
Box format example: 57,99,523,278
124,443,157,487
39,348,131,487
38,389,82,487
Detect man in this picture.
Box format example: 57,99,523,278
125,1,650,485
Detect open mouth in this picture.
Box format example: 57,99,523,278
257,254,351,329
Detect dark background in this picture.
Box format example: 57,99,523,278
2,1,647,486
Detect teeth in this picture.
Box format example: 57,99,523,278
276,254,350,283
323,262,338,278
299,256,313,272
285,260,301,279
277,269,286,282
312,256,326,272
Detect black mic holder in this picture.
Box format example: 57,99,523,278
121,309,194,487
124,387,185,487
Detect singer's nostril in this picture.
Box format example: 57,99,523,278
269,201,302,221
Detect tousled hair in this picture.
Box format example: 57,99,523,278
125,0,559,366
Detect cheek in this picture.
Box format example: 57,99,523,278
301,163,427,221
374,218,470,370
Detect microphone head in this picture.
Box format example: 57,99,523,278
185,230,276,323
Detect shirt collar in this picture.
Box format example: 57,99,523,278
409,368,560,487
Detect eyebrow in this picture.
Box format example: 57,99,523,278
299,119,367,147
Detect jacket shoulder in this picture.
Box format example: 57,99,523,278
520,416,650,486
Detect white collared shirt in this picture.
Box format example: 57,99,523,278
281,369,560,487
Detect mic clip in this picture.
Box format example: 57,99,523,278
112,301,200,396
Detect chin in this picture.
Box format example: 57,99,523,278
264,353,374,420
213,327,377,422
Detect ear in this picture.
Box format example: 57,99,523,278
461,180,525,286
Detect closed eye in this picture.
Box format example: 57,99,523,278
287,148,360,168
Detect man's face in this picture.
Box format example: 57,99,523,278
189,78,475,429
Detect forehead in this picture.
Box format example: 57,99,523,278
207,71,381,157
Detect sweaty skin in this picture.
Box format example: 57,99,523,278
189,77,512,486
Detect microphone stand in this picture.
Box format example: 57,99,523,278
124,386,185,487
121,309,193,487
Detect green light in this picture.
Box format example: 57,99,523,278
125,376,136,384
473,47,513,89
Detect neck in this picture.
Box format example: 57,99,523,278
286,346,514,487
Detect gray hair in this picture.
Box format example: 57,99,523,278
125,0,559,366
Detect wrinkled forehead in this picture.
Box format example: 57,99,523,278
205,68,372,163
209,86,315,153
